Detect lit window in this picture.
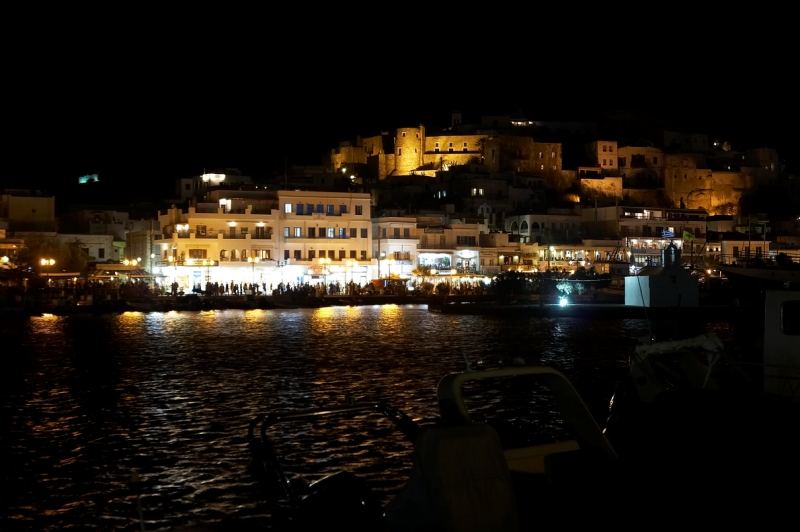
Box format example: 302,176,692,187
284,203,292,214
294,227,301,237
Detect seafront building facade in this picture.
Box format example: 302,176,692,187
153,191,373,290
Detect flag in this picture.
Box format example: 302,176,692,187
661,229,674,238
682,230,695,241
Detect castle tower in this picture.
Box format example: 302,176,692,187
394,126,424,175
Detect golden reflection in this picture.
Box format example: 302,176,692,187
198,310,217,323
244,309,267,321
379,304,400,320
119,311,144,323
30,313,64,335
314,306,336,320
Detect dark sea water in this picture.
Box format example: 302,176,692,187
0,305,739,530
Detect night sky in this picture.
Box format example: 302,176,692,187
2,18,797,199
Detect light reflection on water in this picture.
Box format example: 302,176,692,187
1,306,728,530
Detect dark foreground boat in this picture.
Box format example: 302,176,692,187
247,292,800,530
248,366,618,531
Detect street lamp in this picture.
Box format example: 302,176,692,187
319,257,331,287
247,256,260,285
378,251,386,278
167,255,176,288
345,258,356,285
202,259,213,284
39,257,56,283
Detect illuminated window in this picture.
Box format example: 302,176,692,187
294,227,301,237
283,227,289,238
284,203,292,214
327,227,335,238
339,228,346,238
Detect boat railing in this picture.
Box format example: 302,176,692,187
437,366,616,462
248,400,419,504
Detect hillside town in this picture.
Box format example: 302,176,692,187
2,112,798,309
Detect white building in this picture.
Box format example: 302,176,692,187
154,190,373,290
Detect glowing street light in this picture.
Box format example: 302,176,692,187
247,256,260,285
167,255,177,287
319,257,331,286
202,259,214,284
345,258,357,285
39,257,56,281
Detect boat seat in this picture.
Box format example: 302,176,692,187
386,423,519,532
503,439,580,474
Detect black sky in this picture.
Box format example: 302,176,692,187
2,15,797,196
